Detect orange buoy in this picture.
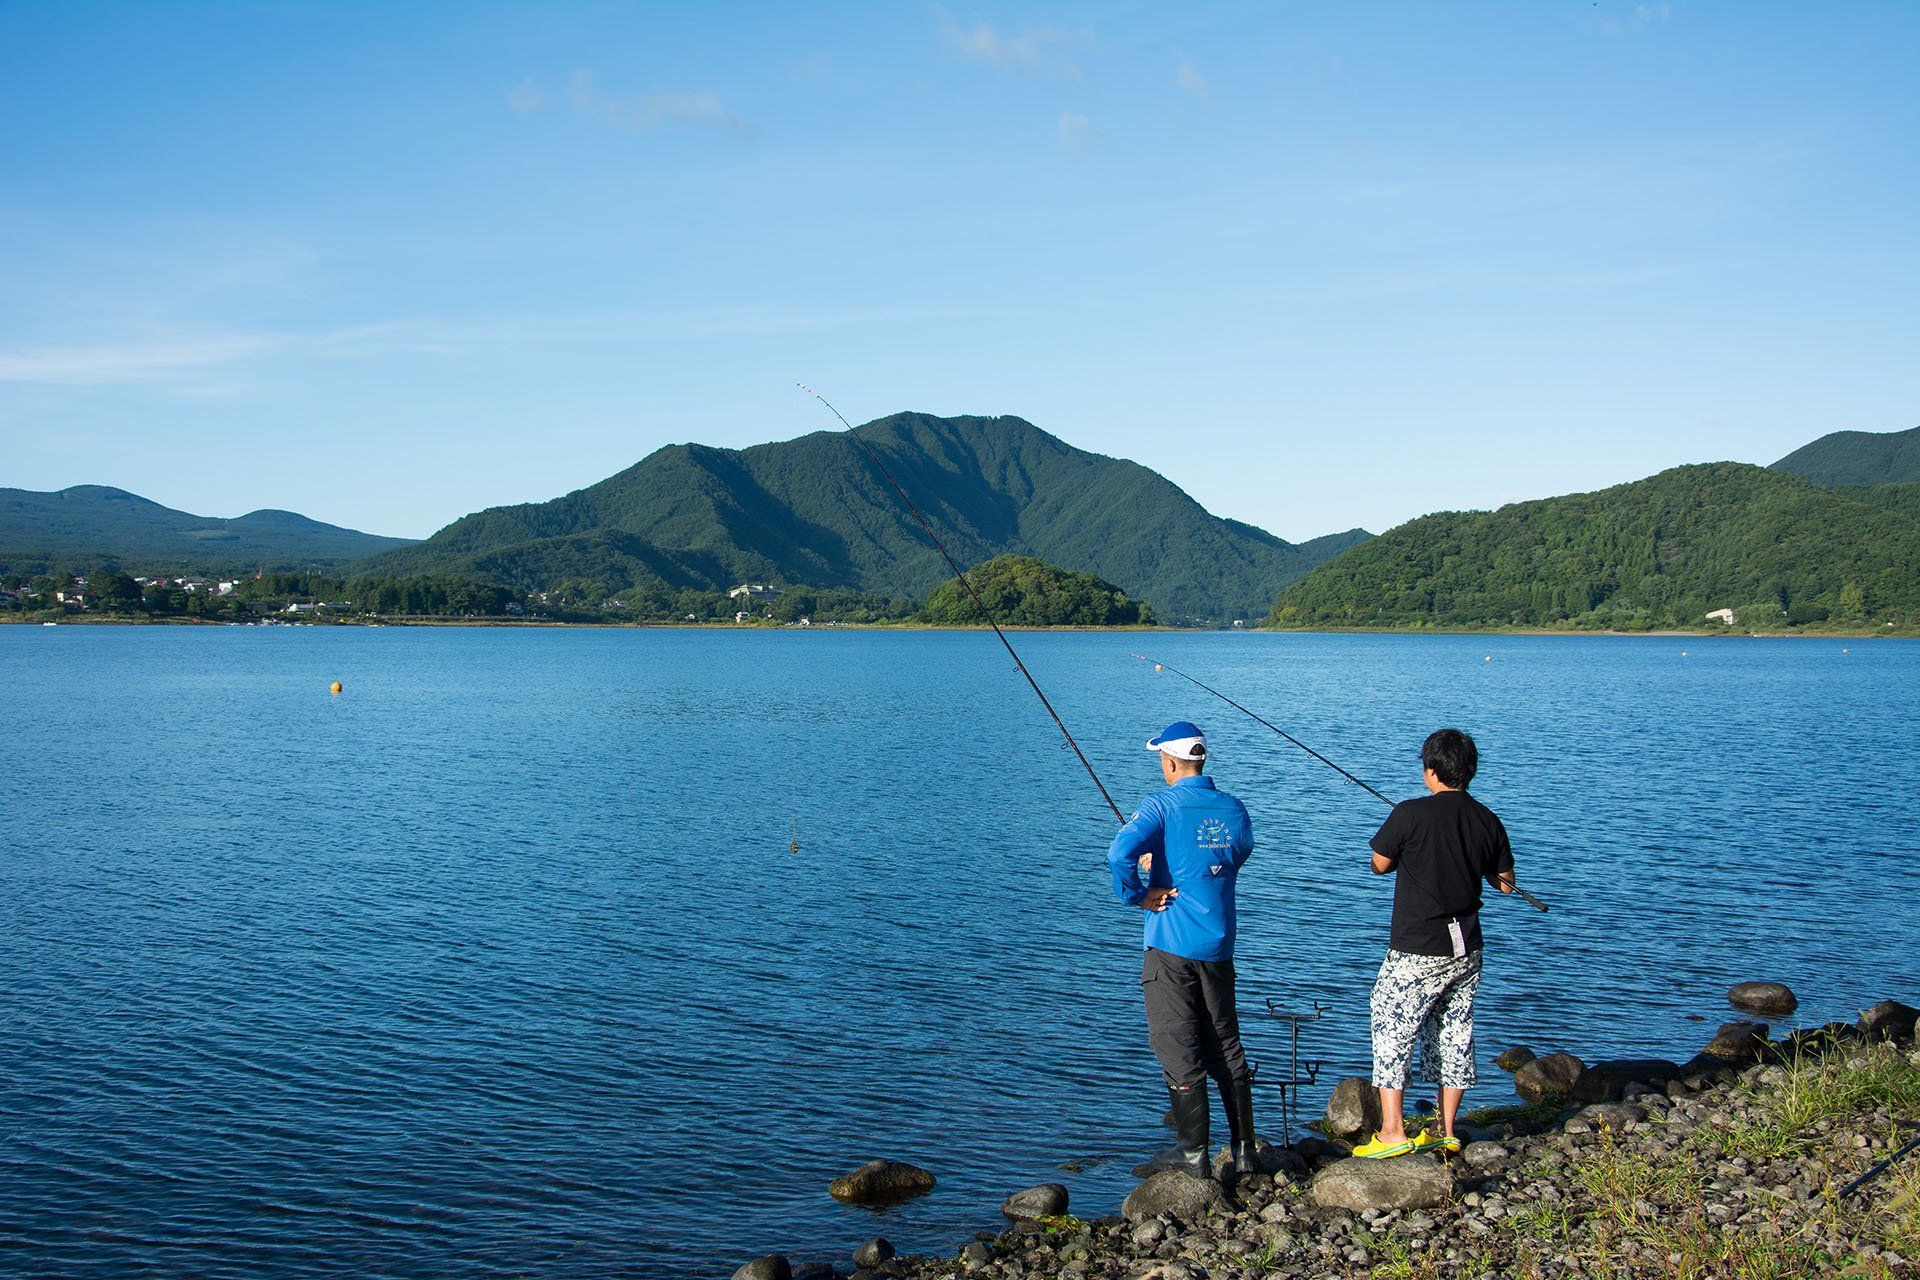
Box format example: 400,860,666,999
329,681,343,693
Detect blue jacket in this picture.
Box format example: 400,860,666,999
1107,775,1255,963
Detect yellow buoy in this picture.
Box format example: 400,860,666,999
1155,664,1163,672
1484,656,1492,662
329,681,343,693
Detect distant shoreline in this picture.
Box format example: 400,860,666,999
6,616,1913,638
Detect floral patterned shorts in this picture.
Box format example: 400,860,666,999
1370,948,1483,1090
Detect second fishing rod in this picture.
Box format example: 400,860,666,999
1132,652,1551,913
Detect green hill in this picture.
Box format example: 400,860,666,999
1773,425,1920,486
922,555,1152,626
1270,462,1920,631
0,485,416,573
368,412,1367,622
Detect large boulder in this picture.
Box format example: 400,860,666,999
1309,1155,1449,1212
1001,1183,1069,1222
1323,1076,1382,1141
1860,1000,1920,1044
1704,1021,1771,1064
732,1258,792,1280
1513,1052,1585,1102
828,1159,936,1204
1729,981,1798,1016
1573,1059,1682,1103
1494,1046,1537,1072
853,1238,893,1269
1121,1169,1227,1222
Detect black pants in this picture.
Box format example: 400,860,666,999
1141,947,1251,1092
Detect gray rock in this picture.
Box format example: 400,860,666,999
1678,1051,1739,1082
853,1239,893,1269
1309,1155,1449,1212
1294,1135,1349,1164
1573,1058,1682,1103
1513,1052,1585,1102
1495,1046,1537,1072
1573,1102,1648,1130
1121,1170,1227,1222
829,1160,936,1204
1324,1076,1382,1141
958,1241,993,1266
1462,1142,1510,1172
1001,1183,1069,1222
1729,981,1798,1016
791,1264,833,1280
1705,1021,1771,1064
1209,1136,1306,1180
733,1258,792,1280
1860,1000,1920,1044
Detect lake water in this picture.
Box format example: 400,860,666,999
3,626,1916,1278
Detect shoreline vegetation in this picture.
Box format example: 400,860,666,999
6,614,1913,639
741,994,1920,1280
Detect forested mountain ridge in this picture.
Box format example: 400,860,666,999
0,484,416,572
368,412,1368,621
1772,424,1920,486
1270,462,1920,631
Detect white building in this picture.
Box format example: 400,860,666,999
1705,608,1736,626
727,584,782,600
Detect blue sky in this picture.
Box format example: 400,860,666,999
2,1,1915,542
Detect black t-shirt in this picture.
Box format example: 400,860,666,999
1369,789,1515,957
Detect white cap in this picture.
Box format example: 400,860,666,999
1146,720,1206,761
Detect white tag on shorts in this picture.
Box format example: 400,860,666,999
1448,918,1467,958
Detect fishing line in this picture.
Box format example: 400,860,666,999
1131,652,1550,913
799,386,1124,823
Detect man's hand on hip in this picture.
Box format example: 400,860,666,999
1141,887,1178,912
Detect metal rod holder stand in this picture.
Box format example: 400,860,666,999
1262,998,1330,1148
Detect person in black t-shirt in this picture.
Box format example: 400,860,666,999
1351,728,1518,1160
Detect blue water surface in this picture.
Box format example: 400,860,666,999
2,626,1916,1278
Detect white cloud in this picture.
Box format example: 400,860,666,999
551,70,755,136
0,334,275,386
0,305,937,389
507,77,544,113
1058,112,1101,152
633,90,752,135
1174,51,1208,101
937,8,1091,76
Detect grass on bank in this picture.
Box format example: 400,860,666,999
1373,1042,1920,1280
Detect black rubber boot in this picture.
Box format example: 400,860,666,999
1141,1085,1211,1177
1220,1075,1258,1177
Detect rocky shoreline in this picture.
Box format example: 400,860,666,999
739,993,1919,1280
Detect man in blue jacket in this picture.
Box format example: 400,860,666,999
1108,720,1257,1180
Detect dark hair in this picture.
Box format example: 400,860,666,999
1421,728,1477,789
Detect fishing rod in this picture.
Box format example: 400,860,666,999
799,386,1124,824
1132,652,1550,913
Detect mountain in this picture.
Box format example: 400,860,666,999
0,485,416,572
1772,425,1920,486
368,413,1369,622
1271,462,1920,631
